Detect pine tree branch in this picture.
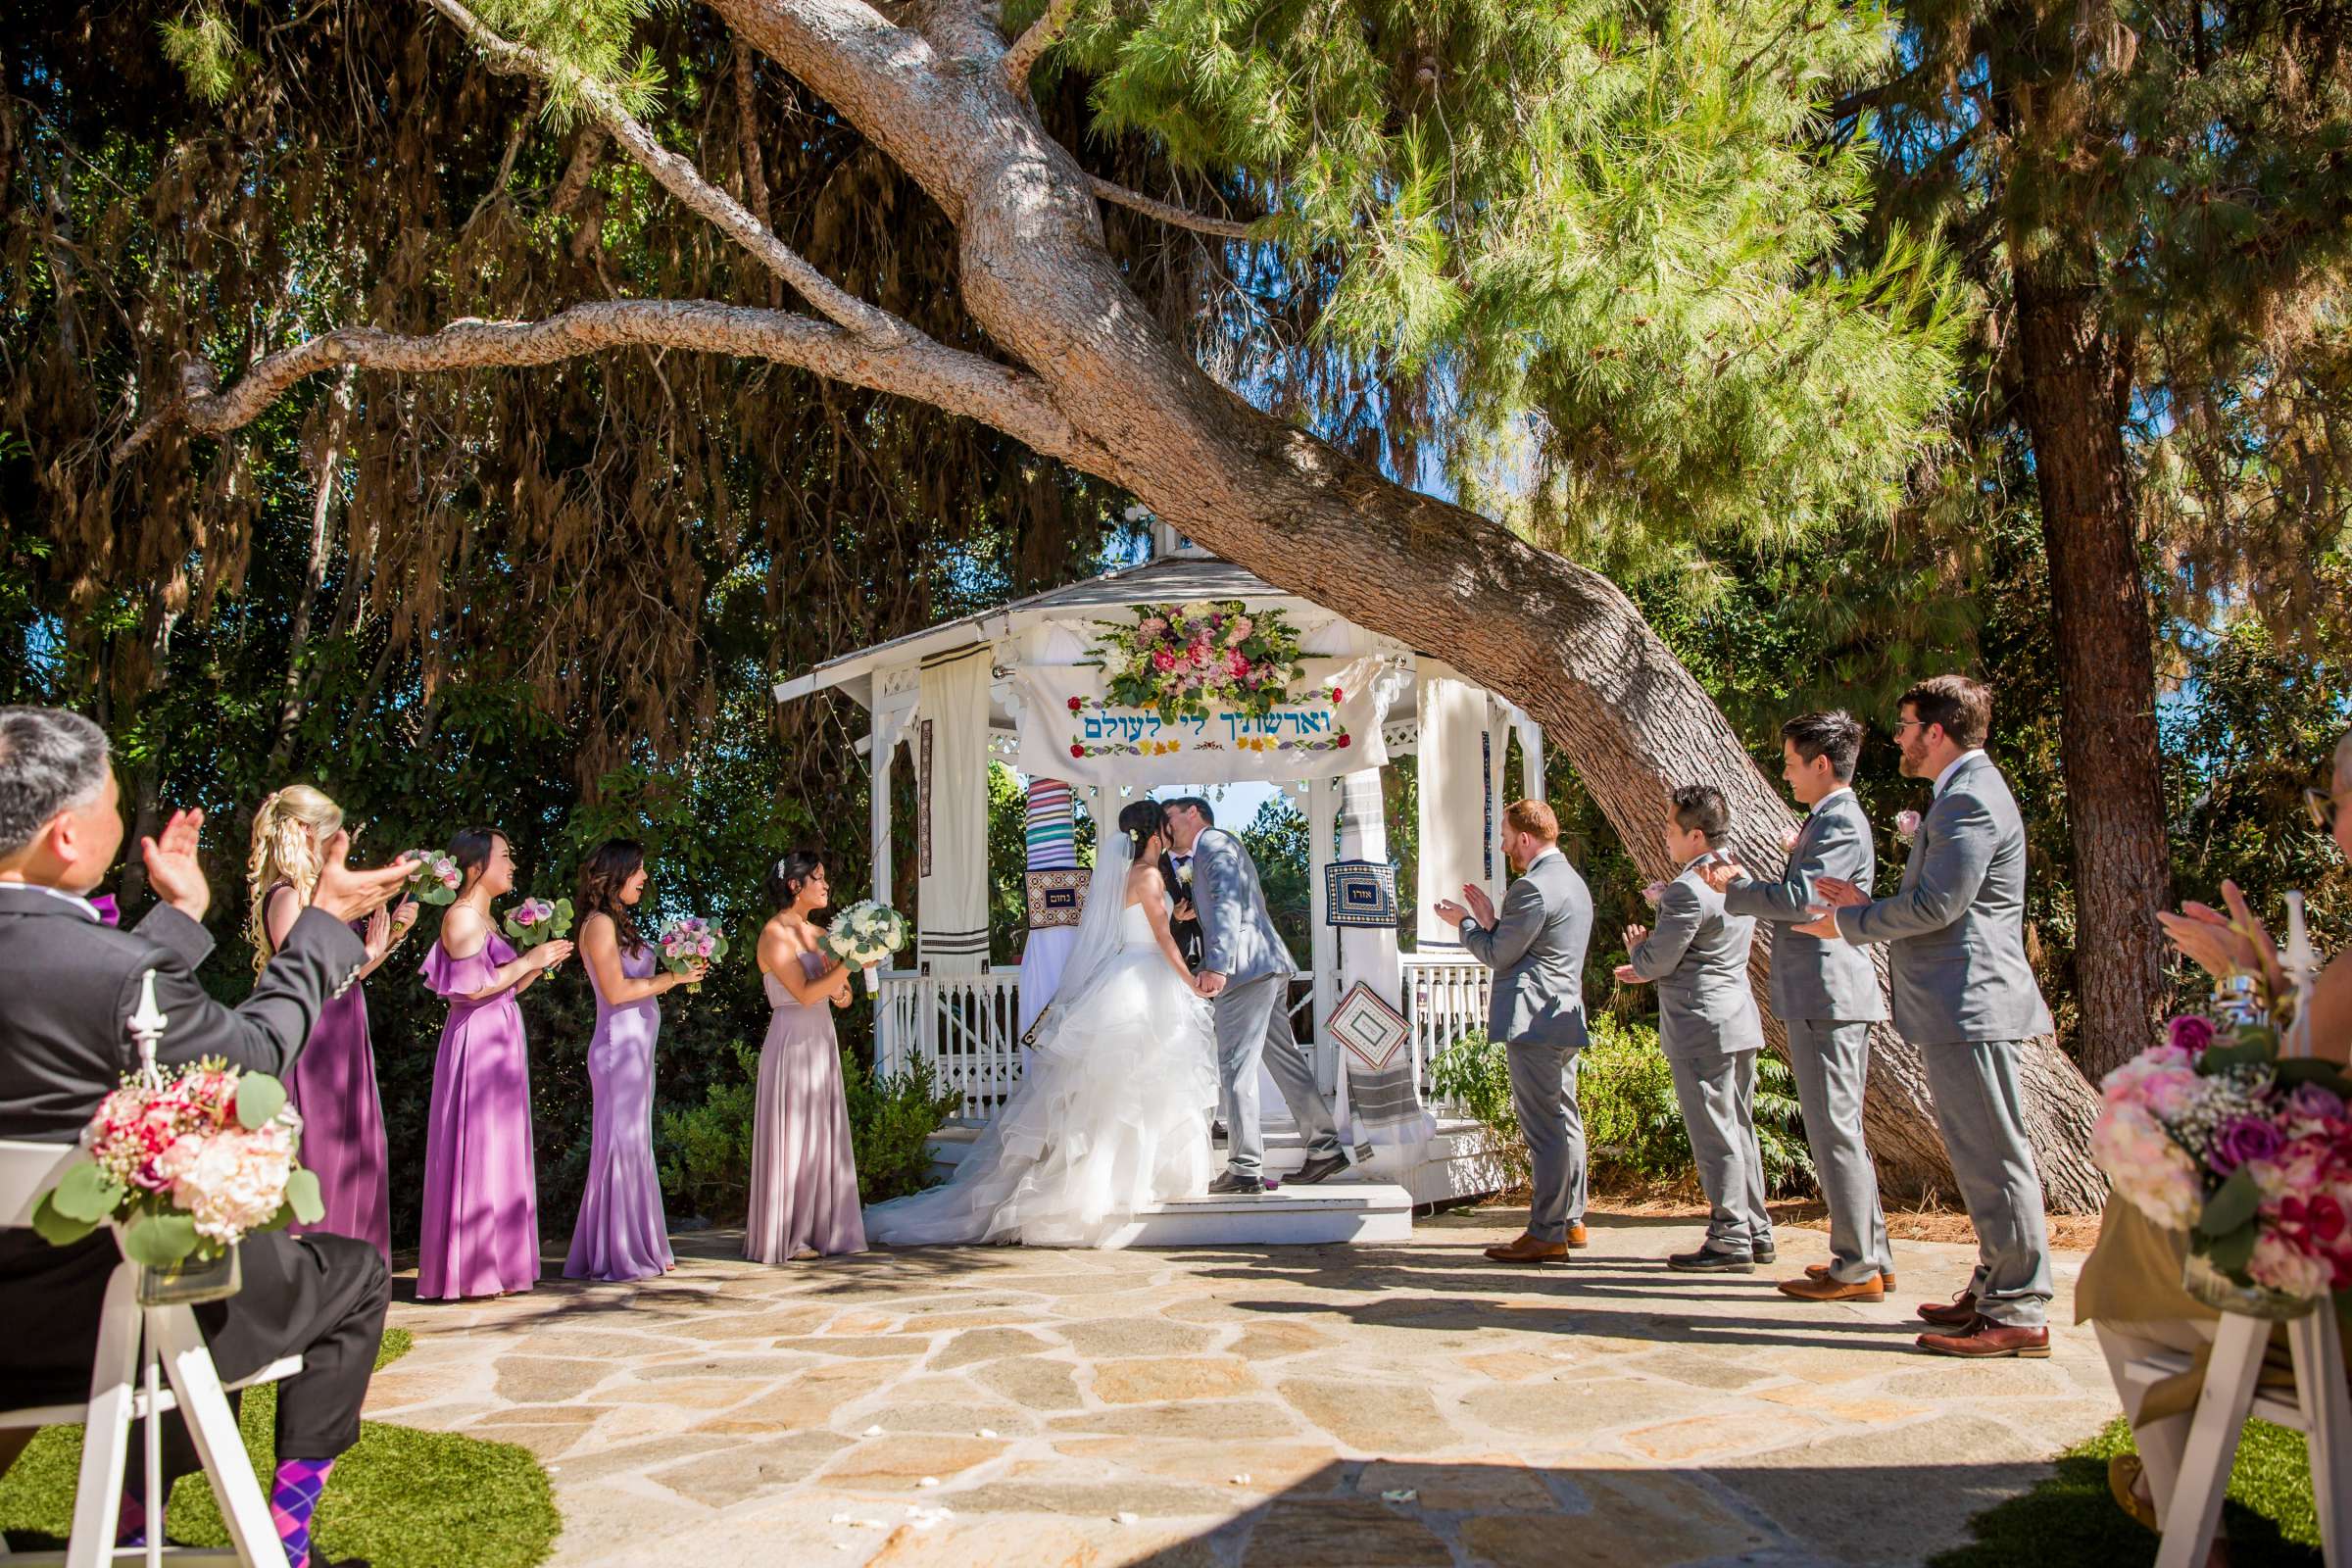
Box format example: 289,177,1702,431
1085,174,1255,239
1002,0,1080,95
116,299,1105,470
420,0,914,347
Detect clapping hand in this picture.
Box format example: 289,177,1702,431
1793,908,1843,941
2158,879,2283,990
1463,883,1496,927
312,832,417,923
141,808,211,921
390,898,420,941
532,939,576,970
1623,922,1649,951
1433,898,1470,927
1695,854,1740,895
362,905,393,961
1613,962,1643,985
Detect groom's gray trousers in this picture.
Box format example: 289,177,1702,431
1214,974,1342,1177
1785,1018,1892,1283
1506,1036,1587,1243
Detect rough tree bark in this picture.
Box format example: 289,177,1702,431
140,0,2109,1209
270,368,357,770
2010,259,2174,1084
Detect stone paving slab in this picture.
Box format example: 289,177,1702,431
372,1208,2111,1567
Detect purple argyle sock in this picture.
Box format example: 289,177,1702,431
270,1457,334,1568
114,1472,148,1547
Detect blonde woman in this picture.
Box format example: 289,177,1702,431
248,784,417,1259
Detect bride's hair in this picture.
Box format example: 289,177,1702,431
1115,800,1166,864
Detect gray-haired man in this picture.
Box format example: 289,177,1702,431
1702,710,1895,1301
1799,674,2055,1358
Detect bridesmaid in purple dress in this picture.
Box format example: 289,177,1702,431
564,840,706,1283
417,826,572,1300
247,785,418,1261
745,851,867,1263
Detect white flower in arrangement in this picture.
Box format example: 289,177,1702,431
823,900,911,993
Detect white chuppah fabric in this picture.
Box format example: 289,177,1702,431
1416,674,1494,951
916,647,992,973
1009,654,1397,791
1017,777,1078,1035
1336,766,1433,1147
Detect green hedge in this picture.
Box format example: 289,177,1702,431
1428,1014,1816,1196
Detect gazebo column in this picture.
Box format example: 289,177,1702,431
1305,777,1340,1094
1515,712,1545,802
866,705,913,907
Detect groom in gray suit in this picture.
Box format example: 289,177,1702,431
1800,674,2055,1358
1437,799,1593,1263
1702,710,1895,1300
1164,798,1348,1195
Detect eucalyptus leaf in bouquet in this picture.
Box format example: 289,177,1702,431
822,901,909,993
502,896,575,950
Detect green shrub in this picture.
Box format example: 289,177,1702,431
657,1041,962,1218
1429,1015,1816,1196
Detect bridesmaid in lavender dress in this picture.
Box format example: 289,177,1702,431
247,784,418,1260
417,826,573,1300
745,851,867,1263
564,840,706,1283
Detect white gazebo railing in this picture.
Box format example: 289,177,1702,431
874,954,1492,1127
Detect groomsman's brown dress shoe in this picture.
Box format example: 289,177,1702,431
1915,1317,2050,1358
1806,1262,1896,1289
1777,1272,1885,1302
1566,1223,1590,1250
1916,1291,1979,1327
1484,1232,1569,1263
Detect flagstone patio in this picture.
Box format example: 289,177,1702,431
369,1207,2113,1567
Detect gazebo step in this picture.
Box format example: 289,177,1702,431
1102,1181,1414,1248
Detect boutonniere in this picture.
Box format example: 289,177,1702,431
1896,808,1922,843
1177,861,1194,886
1779,824,1801,854
1642,881,1665,906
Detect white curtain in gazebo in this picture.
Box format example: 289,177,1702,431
915,647,992,973
1416,674,1494,951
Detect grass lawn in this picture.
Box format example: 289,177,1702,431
0,1328,561,1567
1931,1414,2323,1567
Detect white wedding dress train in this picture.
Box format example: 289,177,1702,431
863,900,1217,1248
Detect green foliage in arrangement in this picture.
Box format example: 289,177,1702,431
656,1043,961,1221
1430,1017,1816,1198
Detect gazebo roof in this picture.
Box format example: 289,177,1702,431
773,548,1331,711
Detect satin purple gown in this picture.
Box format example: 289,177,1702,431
416,931,541,1299
270,885,392,1260
744,952,866,1262
564,941,673,1282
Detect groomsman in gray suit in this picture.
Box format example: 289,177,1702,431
1436,799,1593,1263
1619,786,1775,1273
1799,674,2056,1357
1165,798,1348,1195
1701,710,1896,1301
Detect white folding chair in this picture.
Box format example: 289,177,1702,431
0,1140,298,1568
2120,1304,2352,1568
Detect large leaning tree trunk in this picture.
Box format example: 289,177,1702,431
130,0,2106,1210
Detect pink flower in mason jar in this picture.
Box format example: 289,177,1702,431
1896,809,1922,841
2167,1014,2217,1055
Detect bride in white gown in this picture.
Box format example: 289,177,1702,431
863,800,1218,1248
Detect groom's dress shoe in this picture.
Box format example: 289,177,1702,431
1915,1318,2050,1358
1917,1291,1980,1327
1290,1152,1349,1186
1808,1262,1897,1289
1668,1246,1755,1273
1750,1242,1778,1265
1484,1233,1568,1264
1207,1171,1265,1196
1776,1272,1885,1302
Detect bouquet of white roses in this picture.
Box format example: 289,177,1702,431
403,849,464,906
501,895,574,951
656,915,728,994
822,900,908,993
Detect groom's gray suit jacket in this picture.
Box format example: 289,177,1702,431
1191,827,1295,985
1460,851,1592,1050
1722,788,1887,1024
1834,752,2054,1046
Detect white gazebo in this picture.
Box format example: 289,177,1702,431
773,525,1543,1218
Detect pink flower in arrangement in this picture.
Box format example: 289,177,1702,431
1226,649,1251,679
1896,809,1922,841
1137,616,1166,639
1152,649,1178,673
2248,1227,2335,1298
2168,1014,2217,1055
1229,615,1254,643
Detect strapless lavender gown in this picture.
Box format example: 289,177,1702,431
416,931,541,1299
744,952,866,1262
565,942,673,1282
270,886,392,1259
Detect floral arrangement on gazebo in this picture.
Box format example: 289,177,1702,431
1091,600,1304,723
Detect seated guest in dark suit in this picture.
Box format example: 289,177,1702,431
0,707,411,1567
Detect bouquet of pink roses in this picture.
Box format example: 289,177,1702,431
32,1056,322,1272
2090,1004,2352,1312
403,848,464,906
656,915,728,994
501,895,574,951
